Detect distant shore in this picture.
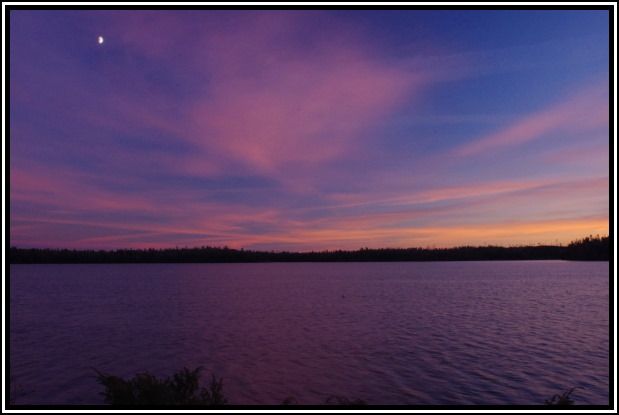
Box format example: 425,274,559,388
9,236,609,263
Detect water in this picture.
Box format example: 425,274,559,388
9,261,609,405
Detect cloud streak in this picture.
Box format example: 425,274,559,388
455,81,608,157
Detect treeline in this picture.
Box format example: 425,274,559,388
8,235,609,263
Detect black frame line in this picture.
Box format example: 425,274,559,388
3,1,616,412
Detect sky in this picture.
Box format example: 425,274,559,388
9,9,610,251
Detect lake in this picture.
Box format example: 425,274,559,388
9,261,609,405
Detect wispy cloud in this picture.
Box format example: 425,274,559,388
455,81,608,157
11,163,608,250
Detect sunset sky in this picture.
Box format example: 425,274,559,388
9,9,610,250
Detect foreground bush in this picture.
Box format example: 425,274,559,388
94,367,368,406
94,367,579,406
94,367,226,405
545,387,577,406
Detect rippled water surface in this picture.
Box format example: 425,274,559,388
10,261,609,405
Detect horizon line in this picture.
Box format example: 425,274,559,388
8,234,610,253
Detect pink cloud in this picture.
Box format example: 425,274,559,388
11,109,609,251
313,175,607,215
190,59,419,173
540,140,609,165
10,165,156,214
104,12,427,176
455,81,609,157
231,176,608,249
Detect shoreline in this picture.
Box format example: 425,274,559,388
9,235,610,263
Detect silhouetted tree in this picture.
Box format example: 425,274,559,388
9,235,609,264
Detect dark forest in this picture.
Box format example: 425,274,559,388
9,235,610,263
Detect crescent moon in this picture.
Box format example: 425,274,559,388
97,36,104,45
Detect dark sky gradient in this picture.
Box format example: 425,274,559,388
10,9,610,250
